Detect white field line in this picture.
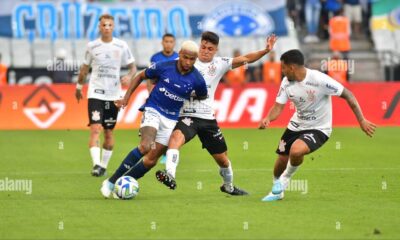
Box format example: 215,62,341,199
0,167,399,175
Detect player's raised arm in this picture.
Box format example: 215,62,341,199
231,34,277,69
115,70,147,109
259,102,285,129
120,62,137,86
340,88,376,137
75,63,89,103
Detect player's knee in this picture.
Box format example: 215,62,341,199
289,145,307,159
213,152,229,167
143,157,157,168
138,141,154,154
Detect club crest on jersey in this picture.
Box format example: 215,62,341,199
208,63,216,76
91,110,101,121
306,90,316,102
181,117,193,126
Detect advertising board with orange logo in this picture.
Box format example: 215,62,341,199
0,83,399,130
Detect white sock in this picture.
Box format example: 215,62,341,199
100,149,113,169
219,161,234,192
165,149,179,178
281,160,299,179
90,147,101,166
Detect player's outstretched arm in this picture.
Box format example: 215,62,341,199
115,70,146,109
231,34,277,69
75,64,89,103
259,102,285,129
120,62,137,86
340,88,377,137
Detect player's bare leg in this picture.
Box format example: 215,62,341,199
212,152,249,196
273,139,310,194
89,123,103,176
273,154,289,180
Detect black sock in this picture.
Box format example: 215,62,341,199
109,147,143,184
126,160,150,180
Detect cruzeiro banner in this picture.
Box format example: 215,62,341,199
0,0,288,41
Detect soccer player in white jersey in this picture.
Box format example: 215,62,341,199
259,49,376,201
75,14,137,177
154,31,277,195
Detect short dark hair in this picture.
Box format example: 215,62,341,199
201,31,219,45
280,49,304,66
162,33,175,40
99,14,114,21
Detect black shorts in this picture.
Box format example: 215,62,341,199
275,128,329,155
174,117,227,155
87,98,118,129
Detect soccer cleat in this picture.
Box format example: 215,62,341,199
271,177,290,194
261,192,284,202
100,179,118,199
155,170,177,190
220,185,249,196
91,164,106,177
271,180,283,194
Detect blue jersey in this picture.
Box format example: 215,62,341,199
143,60,207,120
150,51,179,64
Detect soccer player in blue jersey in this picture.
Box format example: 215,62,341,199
100,41,208,198
148,33,179,163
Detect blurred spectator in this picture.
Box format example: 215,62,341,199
225,49,247,87
52,48,74,83
326,51,348,83
320,0,343,39
304,0,321,43
287,0,304,31
344,0,362,39
262,51,281,85
0,54,8,86
329,9,351,59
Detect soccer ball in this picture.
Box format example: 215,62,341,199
114,176,139,199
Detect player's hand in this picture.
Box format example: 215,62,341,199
75,89,83,103
114,98,128,109
360,119,376,137
265,34,277,52
258,117,270,130
120,75,131,86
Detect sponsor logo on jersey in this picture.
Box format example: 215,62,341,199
158,87,185,102
326,83,338,93
303,133,316,143
306,81,319,87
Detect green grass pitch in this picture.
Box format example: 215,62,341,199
0,127,399,239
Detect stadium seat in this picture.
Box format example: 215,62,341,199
73,39,88,62
0,37,11,67
32,39,54,68
11,39,32,68
132,38,162,67
53,39,74,62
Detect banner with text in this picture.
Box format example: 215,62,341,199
0,83,399,130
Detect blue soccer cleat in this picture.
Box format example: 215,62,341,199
159,154,167,164
271,180,283,194
261,192,284,202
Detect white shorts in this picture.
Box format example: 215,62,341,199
140,107,177,146
344,4,362,23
